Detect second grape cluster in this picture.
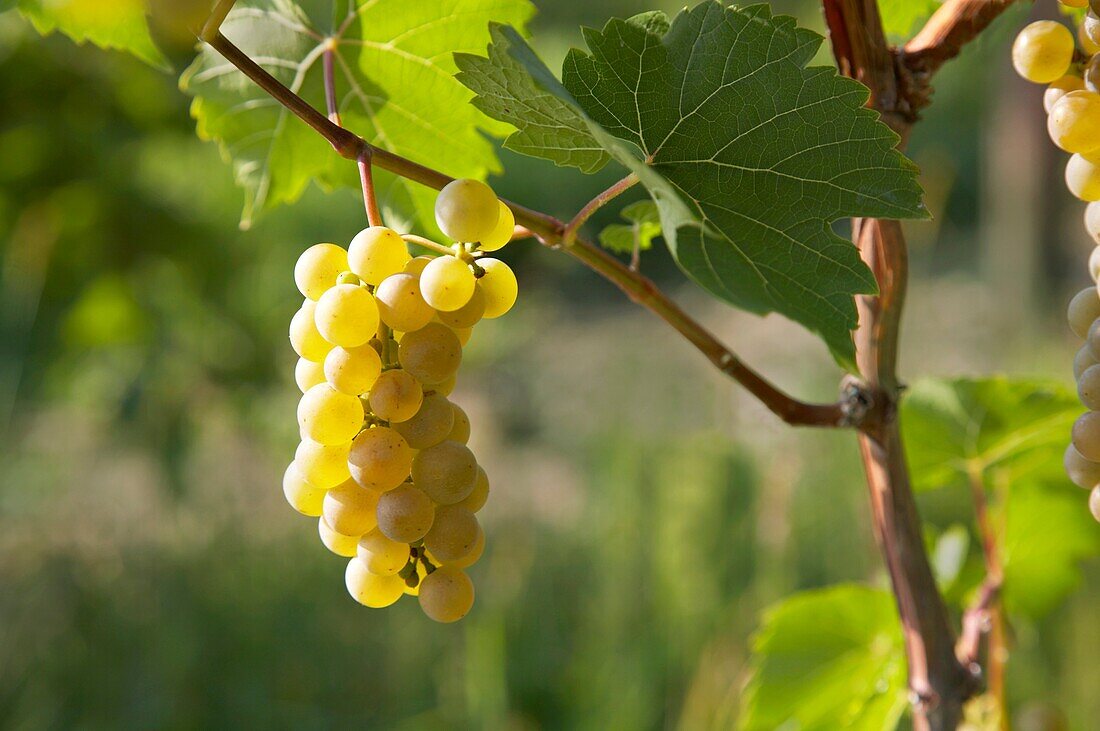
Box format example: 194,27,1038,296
284,179,519,621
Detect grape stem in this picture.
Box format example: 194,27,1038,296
401,234,461,259
561,173,639,248
203,29,858,430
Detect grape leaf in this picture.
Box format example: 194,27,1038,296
999,480,1100,618
740,584,907,731
181,0,533,228
877,0,940,39
13,0,169,69
599,200,661,255
457,4,927,368
901,377,1079,492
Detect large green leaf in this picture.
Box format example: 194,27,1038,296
457,3,927,368
181,0,533,228
13,0,169,69
901,377,1079,492
740,584,907,731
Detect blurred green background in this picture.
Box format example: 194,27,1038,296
0,1,1097,729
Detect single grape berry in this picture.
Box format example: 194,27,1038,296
448,525,485,569
424,505,480,562
298,383,365,445
290,299,334,362
1089,247,1100,282
295,243,348,300
448,402,471,444
455,467,489,513
314,283,380,348
435,178,500,243
412,440,478,505
322,478,381,537
347,426,413,492
283,462,326,517
477,201,515,252
436,287,485,329
418,565,475,623
295,357,327,393
375,272,436,332
345,557,405,607
1048,91,1100,154
368,369,424,423
1066,153,1100,201
398,323,463,385
376,484,435,543
1090,485,1100,522
1067,287,1100,338
476,258,518,319
1012,20,1075,84
1075,345,1099,381
392,392,455,449
295,439,352,489
1086,202,1100,244
357,528,411,576
421,255,477,312
348,226,410,285
319,517,360,557
1045,75,1085,113
324,344,383,396
1065,443,1100,489
1072,411,1100,461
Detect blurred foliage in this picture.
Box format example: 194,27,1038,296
0,2,1098,731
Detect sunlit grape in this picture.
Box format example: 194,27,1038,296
1090,485,1100,522
1089,248,1100,282
345,557,405,607
295,243,348,300
477,201,515,252
1012,21,1074,84
398,323,462,385
357,528,411,576
295,439,351,489
421,255,476,312
436,287,485,329
455,467,489,513
319,517,360,557
290,299,334,362
412,440,478,505
392,392,455,449
435,178,499,243
418,566,475,623
1045,75,1085,112
1087,202,1100,244
322,478,381,536
404,256,433,276
368,369,424,423
298,383,365,445
295,357,326,393
348,426,413,491
314,283,380,348
375,273,435,332
448,525,485,569
348,226,410,285
476,258,518,318
1065,153,1100,201
283,462,326,517
1048,91,1100,154
376,484,435,542
424,505,479,562
324,344,382,396
448,403,471,444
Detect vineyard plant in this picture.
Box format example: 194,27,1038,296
3,0,1100,730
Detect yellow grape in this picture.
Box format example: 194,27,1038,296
436,287,485,329
418,565,474,623
452,325,473,347
1082,21,1100,56
1090,247,1100,282
348,426,413,491
434,178,499,243
295,357,326,393
295,439,351,489
412,440,478,505
448,525,485,569
319,517,360,557
1073,411,1100,460
433,373,457,397
1066,153,1100,201
294,243,348,301
477,201,515,252
1045,75,1085,113
357,527,411,576
404,256,432,276
455,467,489,513
298,383,364,445
392,393,455,449
375,273,435,332
398,323,462,385
424,505,479,562
1087,202,1100,244
403,560,428,596
448,403,471,444
314,283,379,348
1063,0,1088,7
345,557,405,607
421,255,476,312
1085,11,1100,48
322,478,381,536
368,369,424,423
376,484,435,542
290,299,334,362
324,344,382,396
1048,91,1100,154
282,462,326,517
1068,286,1100,337
1012,20,1074,84
348,226,410,285
476,258,517,318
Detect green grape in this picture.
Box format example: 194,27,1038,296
1076,344,1099,380
477,201,515,252
319,517,360,557
398,323,462,385
294,243,348,300
345,557,405,607
324,344,382,396
357,527,411,576
476,258,518,319
1087,202,1100,244
314,283,379,348
1072,411,1100,461
448,403,471,444
412,440,478,505
1089,247,1100,282
434,178,500,243
1065,153,1100,201
1048,91,1100,154
282,462,326,517
455,467,489,513
1090,485,1100,522
1045,75,1085,113
376,484,435,542
348,226,410,285
290,299,334,362
298,383,365,445
1011,20,1074,84
348,426,413,491
424,505,479,562
368,369,424,423
322,478,381,536
1068,286,1100,338
448,525,485,569
421,255,476,312
295,357,326,393
436,287,485,329
375,273,435,332
294,439,351,489
392,392,455,449
418,565,475,623
404,256,432,276
1065,443,1100,489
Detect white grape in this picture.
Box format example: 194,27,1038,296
421,255,476,312
314,283,379,348
1067,287,1100,338
295,243,348,300
418,565,475,623
348,227,410,285
345,557,405,607
476,258,518,318
435,179,499,243
297,383,364,445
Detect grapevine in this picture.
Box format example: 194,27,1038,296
1013,2,1100,523
286,179,515,622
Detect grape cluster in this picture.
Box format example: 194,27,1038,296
1013,3,1100,522
283,178,518,621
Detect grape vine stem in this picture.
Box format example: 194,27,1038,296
561,173,639,247
203,29,860,430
